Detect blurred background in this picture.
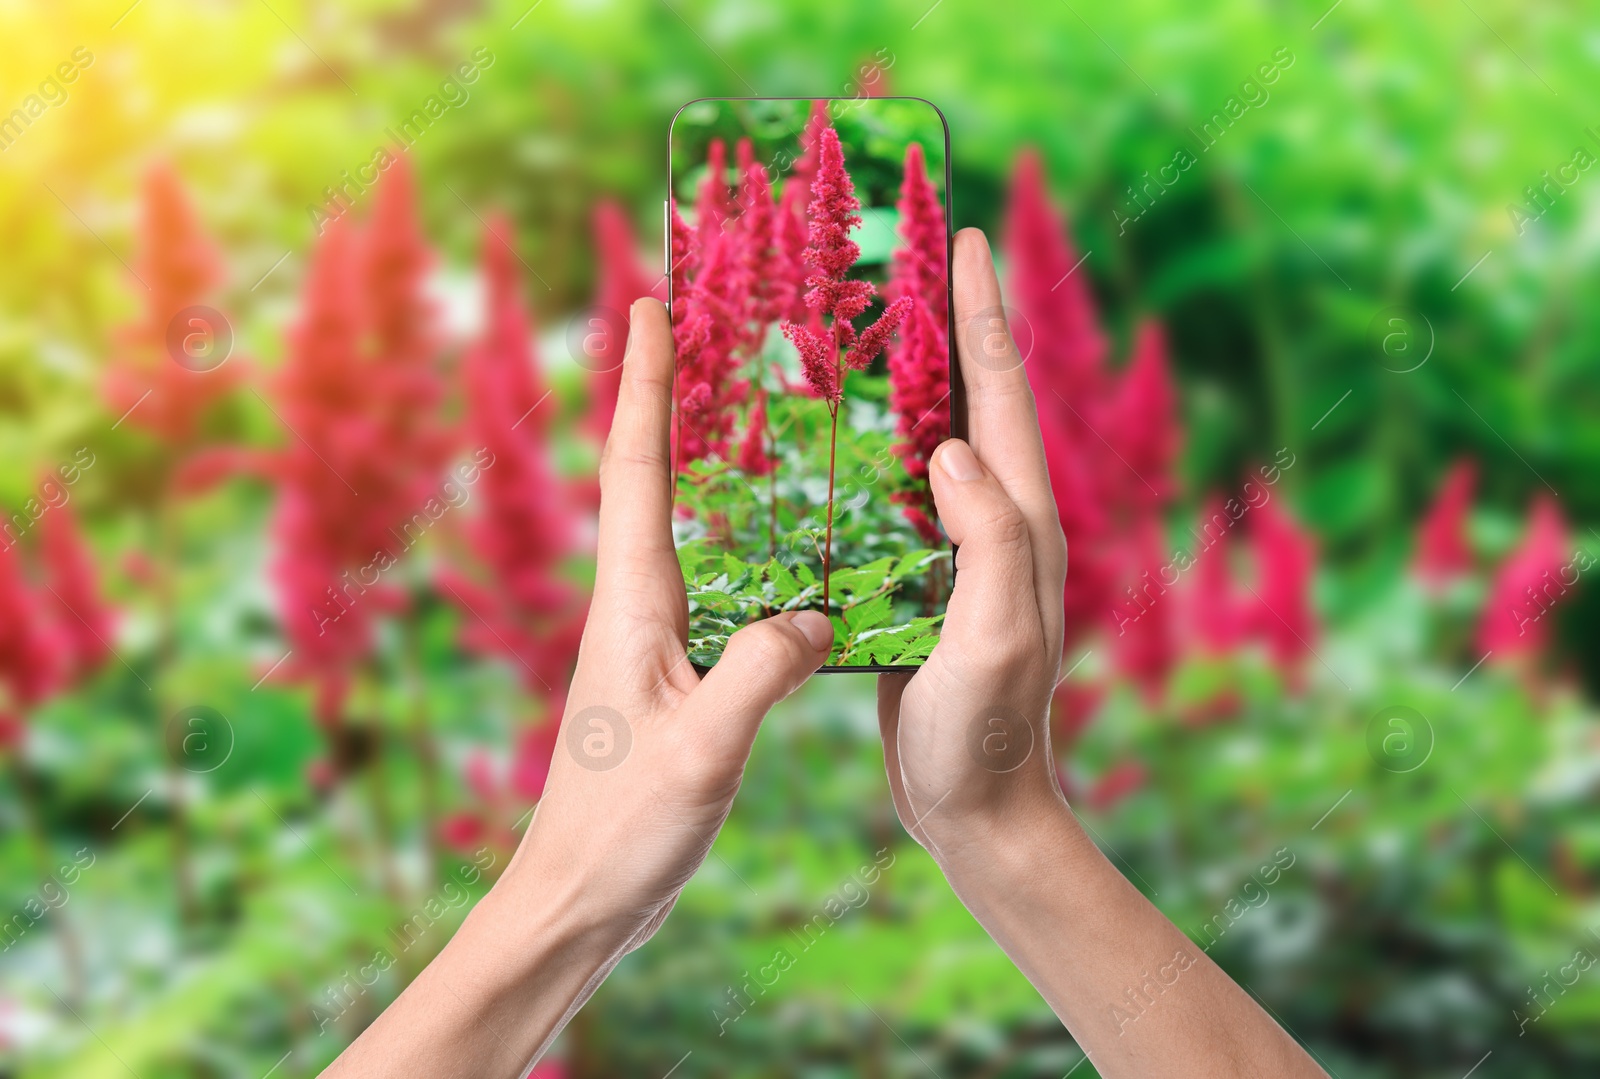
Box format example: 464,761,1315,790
1,1,1596,1077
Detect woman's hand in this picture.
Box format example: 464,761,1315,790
876,229,1328,1079
324,298,831,1078
503,297,835,952
878,227,1070,864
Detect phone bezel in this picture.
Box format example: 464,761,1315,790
667,95,961,674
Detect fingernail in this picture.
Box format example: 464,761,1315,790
792,610,834,652
937,439,982,482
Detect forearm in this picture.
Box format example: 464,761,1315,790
322,865,618,1079
936,799,1327,1079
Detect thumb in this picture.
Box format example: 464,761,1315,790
691,610,834,746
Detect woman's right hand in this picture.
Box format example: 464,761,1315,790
877,226,1071,866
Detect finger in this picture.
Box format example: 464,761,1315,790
595,299,682,609
951,229,1065,638
689,610,832,754
928,438,1045,665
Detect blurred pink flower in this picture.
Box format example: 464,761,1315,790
440,214,586,702
774,178,812,324
38,501,112,684
1087,760,1147,811
675,227,744,462
732,160,785,350
267,216,379,723
1189,495,1247,653
585,200,662,444
1108,321,1181,512
102,163,243,444
1413,459,1477,587
1245,496,1319,689
737,389,774,477
1002,149,1113,647
694,137,732,248
1112,513,1177,703
0,538,63,715
1478,494,1572,659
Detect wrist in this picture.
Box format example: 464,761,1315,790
931,789,1100,912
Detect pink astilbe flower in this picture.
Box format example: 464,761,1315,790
585,200,662,444
888,297,947,479
788,99,834,205
796,127,875,326
37,502,112,684
1003,149,1113,649
1087,760,1147,811
1108,321,1180,513
0,538,64,718
440,215,586,701
781,321,837,401
1112,513,1177,703
887,142,950,542
888,143,949,332
733,161,786,351
1413,458,1478,587
1245,496,1319,689
774,179,813,325
267,217,380,723
1188,495,1246,652
1005,150,1108,397
1477,495,1571,660
103,163,243,444
675,228,745,463
737,389,774,477
694,137,733,247
844,296,912,370
778,122,910,610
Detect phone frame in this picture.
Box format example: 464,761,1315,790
667,95,962,674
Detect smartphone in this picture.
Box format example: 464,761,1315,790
667,96,957,672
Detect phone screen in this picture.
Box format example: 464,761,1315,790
668,97,954,671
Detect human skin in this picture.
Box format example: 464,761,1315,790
321,231,1327,1079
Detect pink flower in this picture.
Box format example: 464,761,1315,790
1112,513,1176,702
1002,150,1113,647
737,389,774,476
585,200,663,446
38,502,112,684
887,142,950,494
1413,459,1477,587
0,537,63,713
889,143,948,331
440,214,586,700
888,298,947,482
1087,760,1147,811
733,161,785,347
102,163,243,444
675,227,745,463
774,179,812,324
782,321,837,402
1477,495,1571,659
797,126,874,323
788,99,834,205
694,137,732,248
1107,321,1180,512
844,296,912,371
267,216,378,721
1188,495,1246,653
1245,496,1318,688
